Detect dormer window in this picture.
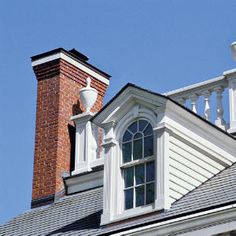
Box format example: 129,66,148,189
121,120,155,210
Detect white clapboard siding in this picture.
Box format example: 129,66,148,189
170,150,213,179
168,135,227,203
169,173,196,192
169,181,189,195
169,158,208,183
170,136,225,171
169,188,183,201
169,165,202,187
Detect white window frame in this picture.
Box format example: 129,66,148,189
121,119,155,211
101,105,170,225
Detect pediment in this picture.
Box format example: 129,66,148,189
92,84,167,126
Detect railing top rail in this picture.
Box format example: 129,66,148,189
164,75,227,98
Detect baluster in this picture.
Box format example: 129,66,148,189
214,87,226,130
202,90,211,121
189,94,198,113
178,98,186,106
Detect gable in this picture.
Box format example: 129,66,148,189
92,83,167,126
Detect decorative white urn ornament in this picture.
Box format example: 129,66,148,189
79,77,98,113
231,41,236,61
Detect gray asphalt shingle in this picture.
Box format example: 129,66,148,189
1,163,236,236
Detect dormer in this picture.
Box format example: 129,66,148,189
92,84,236,225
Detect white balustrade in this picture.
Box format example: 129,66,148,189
203,90,211,121
214,87,226,129
164,71,236,134
189,94,198,113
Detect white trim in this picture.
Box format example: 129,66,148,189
65,170,103,194
111,204,236,236
164,76,226,97
31,52,110,85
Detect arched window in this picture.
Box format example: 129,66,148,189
122,119,155,210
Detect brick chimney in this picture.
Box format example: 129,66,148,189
31,48,110,208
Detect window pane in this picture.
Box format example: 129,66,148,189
134,132,142,139
124,167,134,188
123,142,132,163
136,186,144,207
123,130,132,142
125,189,133,209
139,120,148,132
135,164,144,185
144,124,153,136
146,183,155,204
133,138,142,160
146,161,155,182
128,121,137,134
144,135,153,157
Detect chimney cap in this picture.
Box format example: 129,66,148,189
31,47,111,79
31,47,89,62
68,48,89,62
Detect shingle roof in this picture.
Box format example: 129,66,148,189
1,163,236,236
0,187,103,236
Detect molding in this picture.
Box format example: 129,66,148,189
71,112,95,123
65,170,103,195
223,68,236,77
164,75,227,97
111,204,236,236
109,204,155,224
31,51,110,85
165,119,234,166
166,100,236,158
93,86,165,125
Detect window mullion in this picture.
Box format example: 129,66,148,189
144,162,146,204
142,135,144,159
132,135,134,162
133,170,136,208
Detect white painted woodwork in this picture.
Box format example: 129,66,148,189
164,75,235,131
214,86,226,129
65,170,103,194
91,84,236,225
118,205,236,236
168,133,228,203
169,173,195,191
203,90,211,121
79,77,98,113
169,166,201,187
71,112,100,175
231,41,236,61
190,94,198,113
228,75,236,133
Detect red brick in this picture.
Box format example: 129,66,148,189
32,57,109,204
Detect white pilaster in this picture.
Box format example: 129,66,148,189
100,121,117,225
154,125,171,210
71,112,98,175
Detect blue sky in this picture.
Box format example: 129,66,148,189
1,0,236,224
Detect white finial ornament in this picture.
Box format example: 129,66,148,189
231,42,236,61
86,77,91,87
79,77,98,113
